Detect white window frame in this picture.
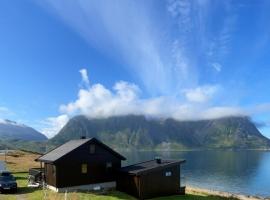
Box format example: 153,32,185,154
165,171,172,177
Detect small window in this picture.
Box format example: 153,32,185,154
52,165,56,176
90,144,95,154
106,162,112,168
165,171,172,177
81,164,87,174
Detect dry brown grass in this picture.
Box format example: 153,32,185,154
0,150,41,172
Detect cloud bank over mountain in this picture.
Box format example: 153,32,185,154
42,69,248,138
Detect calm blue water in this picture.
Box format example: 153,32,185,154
120,150,270,198
0,160,5,171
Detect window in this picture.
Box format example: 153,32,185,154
81,164,87,174
165,171,172,177
52,165,56,176
106,162,112,168
90,144,95,154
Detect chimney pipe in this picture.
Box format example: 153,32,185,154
155,157,161,164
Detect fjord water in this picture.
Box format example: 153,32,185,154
121,150,270,197
0,160,5,171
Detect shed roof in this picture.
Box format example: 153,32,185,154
36,137,126,163
120,159,185,175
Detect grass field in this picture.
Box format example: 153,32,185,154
0,151,239,200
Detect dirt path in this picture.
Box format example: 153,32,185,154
15,194,27,200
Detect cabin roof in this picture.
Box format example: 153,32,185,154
36,137,126,163
119,159,185,175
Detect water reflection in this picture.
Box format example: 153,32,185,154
120,150,270,197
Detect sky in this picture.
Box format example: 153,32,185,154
0,0,270,138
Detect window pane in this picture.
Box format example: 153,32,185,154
82,164,87,174
106,162,112,168
165,171,172,176
90,144,95,154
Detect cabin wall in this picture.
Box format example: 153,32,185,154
45,163,57,187
55,141,122,188
140,165,180,199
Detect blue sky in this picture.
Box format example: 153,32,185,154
0,0,270,138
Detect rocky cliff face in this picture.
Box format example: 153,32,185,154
49,115,270,150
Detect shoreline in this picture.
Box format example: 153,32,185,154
186,186,270,200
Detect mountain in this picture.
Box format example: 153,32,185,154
0,119,47,141
49,115,270,150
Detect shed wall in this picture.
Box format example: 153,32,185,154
140,165,180,199
45,163,57,187
116,174,140,198
117,164,181,199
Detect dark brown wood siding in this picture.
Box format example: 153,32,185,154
117,165,180,199
116,174,140,198
140,165,180,199
54,140,122,188
45,163,57,187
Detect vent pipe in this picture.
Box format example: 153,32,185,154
155,157,161,164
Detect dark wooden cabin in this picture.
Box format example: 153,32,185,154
36,137,126,191
117,158,186,199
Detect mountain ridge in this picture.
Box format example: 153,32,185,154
48,115,270,150
0,119,47,141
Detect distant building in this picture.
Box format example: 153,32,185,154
117,158,186,199
35,137,126,192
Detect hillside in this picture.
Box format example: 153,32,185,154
49,115,270,150
0,119,47,141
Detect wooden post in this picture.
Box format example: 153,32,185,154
4,148,7,163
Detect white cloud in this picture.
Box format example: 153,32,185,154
212,63,222,72
183,85,219,103
201,106,246,119
60,71,238,120
41,115,69,138
79,68,90,87
58,81,241,120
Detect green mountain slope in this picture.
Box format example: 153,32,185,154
49,115,270,150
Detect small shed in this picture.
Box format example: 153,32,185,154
117,158,186,199
35,137,126,192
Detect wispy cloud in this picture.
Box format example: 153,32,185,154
38,0,203,95
0,106,10,113
212,63,222,72
79,68,90,87
0,106,14,118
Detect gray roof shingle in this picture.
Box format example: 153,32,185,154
37,139,90,163
36,138,126,163
120,159,185,175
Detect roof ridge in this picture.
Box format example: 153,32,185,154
36,138,91,162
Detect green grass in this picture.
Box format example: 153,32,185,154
0,172,238,200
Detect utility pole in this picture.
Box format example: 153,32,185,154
4,148,7,163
